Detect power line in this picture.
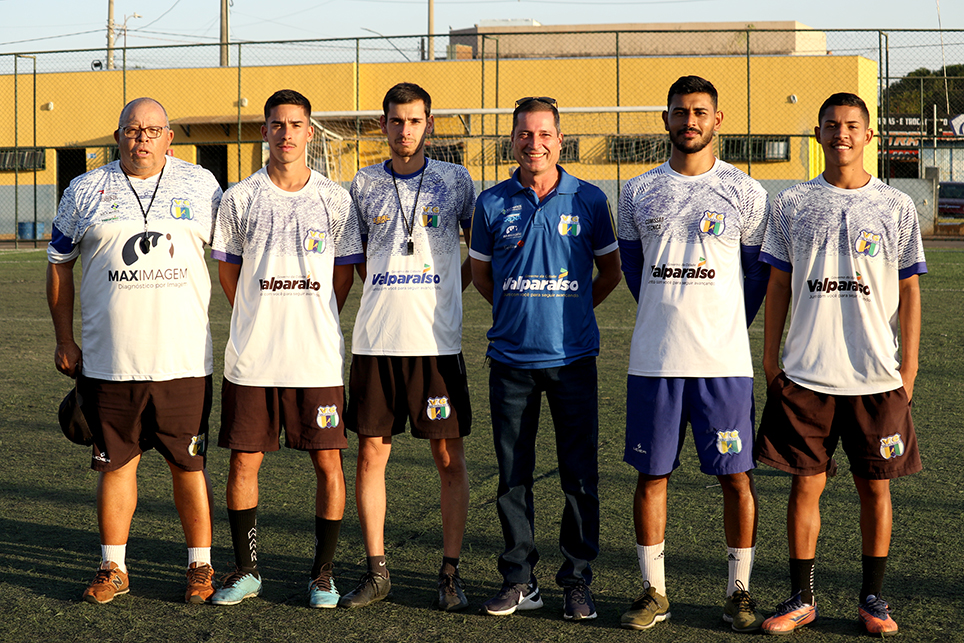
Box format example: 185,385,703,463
0,29,102,47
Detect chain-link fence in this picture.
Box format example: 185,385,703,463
2,27,963,243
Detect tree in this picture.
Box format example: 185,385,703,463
883,64,964,116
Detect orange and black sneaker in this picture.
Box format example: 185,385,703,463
761,592,817,635
858,595,899,637
185,562,216,604
83,562,130,604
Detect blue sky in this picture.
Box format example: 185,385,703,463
0,0,960,54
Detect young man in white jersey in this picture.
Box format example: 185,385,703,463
338,83,474,612
209,90,363,608
757,93,925,637
47,97,222,604
617,76,769,632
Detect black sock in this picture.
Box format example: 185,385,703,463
367,555,388,578
311,517,341,578
860,555,887,601
789,558,815,604
441,556,460,576
228,507,259,578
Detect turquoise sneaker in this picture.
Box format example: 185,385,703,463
211,569,262,606
308,563,340,609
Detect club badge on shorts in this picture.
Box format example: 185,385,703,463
188,434,206,457
316,405,340,429
879,433,905,459
716,430,743,455
426,396,451,420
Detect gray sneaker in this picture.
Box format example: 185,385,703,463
437,569,469,611
621,583,670,630
563,581,597,620
337,571,391,609
481,576,543,616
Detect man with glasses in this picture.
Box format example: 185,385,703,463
47,97,222,604
470,96,621,620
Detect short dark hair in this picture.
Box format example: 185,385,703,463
382,83,432,117
511,98,561,135
667,76,718,110
264,89,311,122
818,93,870,126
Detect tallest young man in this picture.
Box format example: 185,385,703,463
617,76,769,633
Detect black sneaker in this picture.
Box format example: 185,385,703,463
437,569,469,611
481,576,543,616
563,581,596,620
337,571,391,609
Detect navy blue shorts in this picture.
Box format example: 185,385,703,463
624,376,756,476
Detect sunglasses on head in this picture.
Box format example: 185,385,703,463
515,96,557,107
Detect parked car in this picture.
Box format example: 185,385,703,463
938,182,964,218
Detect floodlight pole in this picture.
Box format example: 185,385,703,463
220,0,230,66
427,0,434,61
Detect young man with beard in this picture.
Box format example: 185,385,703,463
757,93,925,637
338,83,475,611
210,89,363,608
616,76,769,632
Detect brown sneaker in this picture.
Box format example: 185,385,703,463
185,562,216,604
83,562,130,604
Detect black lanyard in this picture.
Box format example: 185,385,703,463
390,163,425,256
122,163,165,254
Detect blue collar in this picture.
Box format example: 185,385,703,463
509,165,578,197
382,158,428,180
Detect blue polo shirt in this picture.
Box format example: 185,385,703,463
469,166,618,368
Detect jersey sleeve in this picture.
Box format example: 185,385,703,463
349,172,370,240
457,167,476,229
47,181,82,263
589,189,618,256
469,195,494,262
896,195,927,279
331,187,365,265
740,181,768,248
211,186,246,264
760,196,792,273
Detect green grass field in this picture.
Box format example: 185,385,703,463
0,247,961,643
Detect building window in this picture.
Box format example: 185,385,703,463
499,137,580,163
428,141,465,165
720,136,790,162
0,147,46,171
608,135,669,164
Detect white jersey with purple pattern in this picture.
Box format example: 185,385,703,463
618,159,767,377
350,159,474,356
761,174,927,395
47,157,221,381
212,168,363,388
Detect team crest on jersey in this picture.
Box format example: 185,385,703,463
303,229,327,254
558,215,581,237
170,198,193,220
700,211,726,236
879,433,905,459
316,405,340,429
716,430,743,455
188,434,206,457
422,206,441,228
855,230,882,257
426,397,451,420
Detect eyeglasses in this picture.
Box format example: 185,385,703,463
120,126,168,139
515,96,557,107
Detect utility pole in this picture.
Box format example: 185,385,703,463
107,0,116,70
220,0,230,66
427,0,434,61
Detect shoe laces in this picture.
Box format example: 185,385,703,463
567,583,588,605
731,580,758,614
220,568,252,588
438,571,464,596
631,588,660,611
311,563,334,592
495,583,523,602
774,592,808,615
90,567,118,586
187,563,213,586
860,595,891,619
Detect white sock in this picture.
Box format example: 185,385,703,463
727,546,755,596
188,547,212,568
101,544,127,573
637,542,666,595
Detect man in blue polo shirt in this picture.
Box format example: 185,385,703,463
470,96,621,621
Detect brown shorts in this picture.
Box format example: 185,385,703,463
218,380,348,452
755,372,922,480
80,375,212,473
346,354,471,439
